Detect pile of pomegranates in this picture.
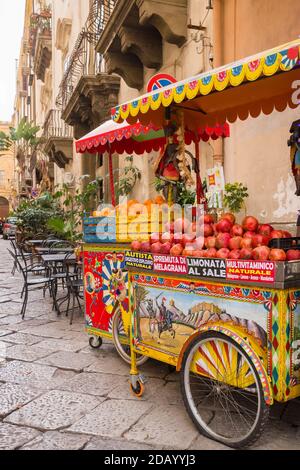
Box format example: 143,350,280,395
130,213,300,261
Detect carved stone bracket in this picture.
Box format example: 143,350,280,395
61,74,121,130
119,25,162,69
137,0,187,47
44,138,73,169
104,52,143,90
34,33,52,82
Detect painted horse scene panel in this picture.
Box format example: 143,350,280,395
134,282,269,357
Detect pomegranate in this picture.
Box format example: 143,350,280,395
174,218,190,233
204,214,214,224
242,216,259,233
240,248,253,260
252,246,270,261
252,234,270,248
230,224,244,237
170,244,183,256
269,249,287,261
161,232,174,244
161,242,172,254
131,241,141,251
216,248,231,259
258,224,274,237
229,236,243,250
244,231,256,239
193,249,206,258
151,242,162,254
240,237,253,249
282,231,293,238
194,236,205,249
164,221,175,234
229,249,241,260
216,218,232,233
140,241,151,252
222,213,236,225
174,232,183,244
216,232,231,249
206,248,218,258
286,250,300,261
182,233,196,246
204,223,214,237
205,236,217,249
189,221,203,237
212,223,218,235
150,233,161,244
183,248,195,257
270,230,284,239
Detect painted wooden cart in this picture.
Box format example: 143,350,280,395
78,119,227,362
125,255,300,447
110,39,300,447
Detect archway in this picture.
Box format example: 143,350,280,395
0,197,9,219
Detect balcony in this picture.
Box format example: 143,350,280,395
30,8,52,82
56,0,120,135
43,109,73,169
96,0,187,90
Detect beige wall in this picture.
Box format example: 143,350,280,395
51,0,90,190
220,0,300,223
0,122,15,214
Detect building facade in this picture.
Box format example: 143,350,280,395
0,122,16,217
14,0,300,225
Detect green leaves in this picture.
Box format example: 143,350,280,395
117,156,141,197
223,182,249,214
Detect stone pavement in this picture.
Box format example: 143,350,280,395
0,238,299,450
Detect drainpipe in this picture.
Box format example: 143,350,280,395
212,0,224,167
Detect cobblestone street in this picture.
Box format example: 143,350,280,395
0,238,299,450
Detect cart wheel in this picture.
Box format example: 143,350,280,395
112,308,148,366
180,331,269,448
130,380,145,398
89,336,102,349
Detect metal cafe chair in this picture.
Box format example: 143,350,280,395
8,249,54,320
9,238,32,276
62,252,84,325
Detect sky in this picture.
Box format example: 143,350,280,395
0,0,26,122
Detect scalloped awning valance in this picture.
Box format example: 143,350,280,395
111,39,300,129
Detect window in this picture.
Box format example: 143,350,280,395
98,178,104,202
97,153,103,168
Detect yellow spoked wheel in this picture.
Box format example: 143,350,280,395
181,332,269,448
112,308,148,365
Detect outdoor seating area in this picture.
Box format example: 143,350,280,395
7,236,83,324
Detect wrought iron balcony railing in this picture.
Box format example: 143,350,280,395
56,0,118,111
43,109,73,141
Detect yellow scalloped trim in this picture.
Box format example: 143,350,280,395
150,93,162,110
128,103,141,117
262,54,280,76
199,77,214,95
140,100,151,114
186,81,200,100
173,85,187,104
214,71,230,91
245,59,264,81
279,50,299,71
229,64,246,86
161,89,174,107
120,106,130,120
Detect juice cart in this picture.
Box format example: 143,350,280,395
76,119,228,361
111,39,300,447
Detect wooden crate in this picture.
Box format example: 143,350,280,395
83,216,116,243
